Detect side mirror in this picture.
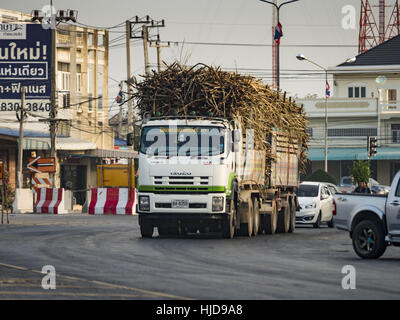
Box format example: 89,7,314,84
233,130,241,143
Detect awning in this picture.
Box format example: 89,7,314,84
23,137,97,151
308,147,400,161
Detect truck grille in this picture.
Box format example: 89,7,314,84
153,176,209,186
155,203,207,209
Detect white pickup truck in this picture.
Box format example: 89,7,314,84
334,171,400,259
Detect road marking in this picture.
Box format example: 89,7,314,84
0,261,194,300
0,291,149,298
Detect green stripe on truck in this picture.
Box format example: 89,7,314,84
138,186,226,193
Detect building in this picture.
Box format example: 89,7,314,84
0,9,135,204
298,34,400,185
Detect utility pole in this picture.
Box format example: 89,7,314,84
142,25,150,76
260,0,299,91
17,87,26,189
126,21,134,136
50,2,58,188
150,37,170,72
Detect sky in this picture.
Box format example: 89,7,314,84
1,0,364,115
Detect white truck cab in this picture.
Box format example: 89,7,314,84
137,117,241,237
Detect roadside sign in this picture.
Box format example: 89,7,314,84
0,23,52,117
27,157,55,173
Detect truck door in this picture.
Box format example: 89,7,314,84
386,176,400,236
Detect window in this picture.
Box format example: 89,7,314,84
392,124,400,143
88,93,93,112
98,65,103,110
348,86,366,98
62,93,70,108
328,128,377,137
98,34,104,47
88,64,93,93
76,73,82,92
306,128,313,137
88,33,94,46
57,62,70,72
388,89,397,104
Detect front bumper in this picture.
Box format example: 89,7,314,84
137,192,227,215
296,209,319,224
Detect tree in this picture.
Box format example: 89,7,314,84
303,169,337,185
350,160,370,184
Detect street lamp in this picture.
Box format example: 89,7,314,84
296,54,329,172
296,54,356,173
260,0,299,91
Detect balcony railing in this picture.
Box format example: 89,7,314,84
297,98,378,118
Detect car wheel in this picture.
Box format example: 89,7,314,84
352,220,387,259
313,212,321,228
327,217,334,228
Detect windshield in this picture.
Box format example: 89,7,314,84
297,185,319,197
140,126,226,157
341,177,353,185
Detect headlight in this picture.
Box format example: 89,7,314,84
139,196,150,211
212,196,224,212
305,203,316,209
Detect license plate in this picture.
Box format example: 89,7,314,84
172,200,189,209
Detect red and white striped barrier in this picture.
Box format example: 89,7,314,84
34,188,72,214
88,188,136,215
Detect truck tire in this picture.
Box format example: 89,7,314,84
265,204,278,235
277,205,290,233
288,197,296,233
140,220,154,238
252,197,260,236
239,198,253,237
222,198,236,239
352,220,387,259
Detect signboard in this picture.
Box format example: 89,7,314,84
0,23,52,116
28,157,55,173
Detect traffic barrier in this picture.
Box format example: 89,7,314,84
34,188,73,214
88,188,136,215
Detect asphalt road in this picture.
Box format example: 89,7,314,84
0,213,399,300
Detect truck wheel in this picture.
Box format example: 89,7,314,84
265,204,277,235
327,217,334,228
277,205,290,233
313,212,321,228
252,198,260,236
352,220,387,259
222,198,236,239
140,221,154,238
239,198,253,237
288,197,296,233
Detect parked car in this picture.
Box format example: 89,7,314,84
338,176,355,193
296,182,335,228
333,171,400,259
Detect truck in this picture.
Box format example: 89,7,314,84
137,116,301,238
334,171,400,259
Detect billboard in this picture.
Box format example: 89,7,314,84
0,23,52,116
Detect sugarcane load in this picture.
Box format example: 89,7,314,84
132,62,310,238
